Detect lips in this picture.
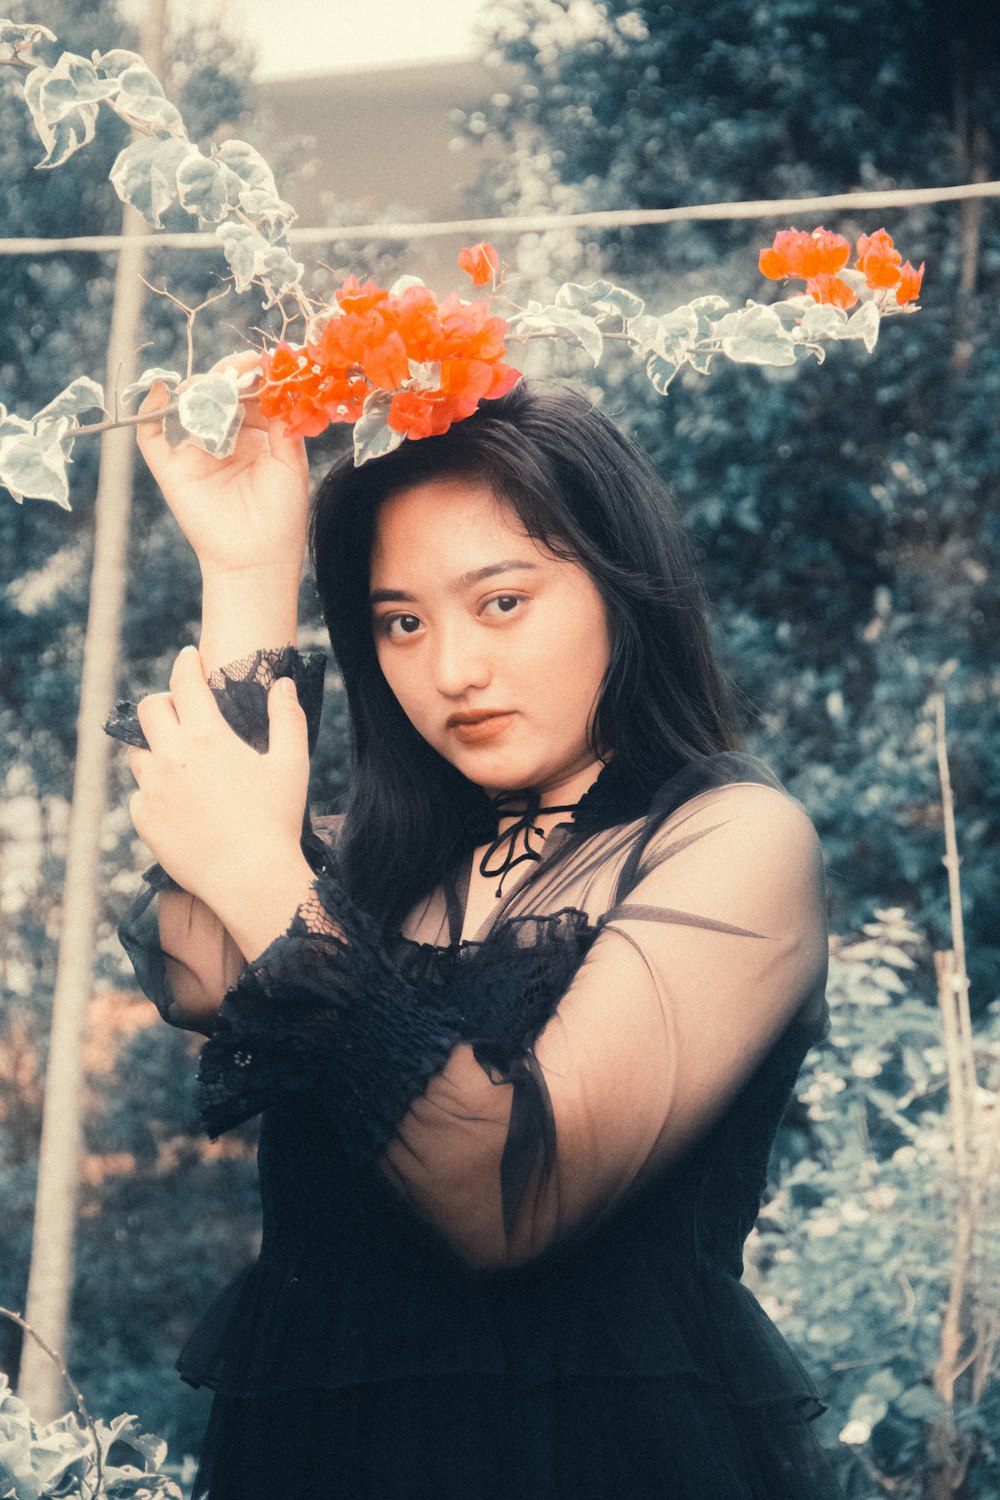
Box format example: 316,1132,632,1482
447,710,514,744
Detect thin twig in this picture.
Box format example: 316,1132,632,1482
64,384,263,440
138,279,231,381
932,694,978,1126
0,1306,104,1498
936,950,968,1173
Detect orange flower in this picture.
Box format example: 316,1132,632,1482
854,229,902,289
257,344,331,437
458,242,500,287
335,275,391,315
388,389,460,440
895,260,924,305
759,227,850,280
361,329,410,392
806,273,858,309
394,285,443,361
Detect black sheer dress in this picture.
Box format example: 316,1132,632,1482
108,650,846,1500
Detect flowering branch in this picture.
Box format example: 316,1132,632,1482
0,19,925,507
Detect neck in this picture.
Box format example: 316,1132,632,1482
496,758,605,832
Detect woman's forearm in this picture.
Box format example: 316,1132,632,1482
198,564,303,674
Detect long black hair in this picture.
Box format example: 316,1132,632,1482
309,381,740,930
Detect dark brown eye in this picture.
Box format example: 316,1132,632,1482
382,614,422,638
485,594,522,616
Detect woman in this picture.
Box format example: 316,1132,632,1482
111,370,846,1499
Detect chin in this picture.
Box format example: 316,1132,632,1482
445,749,540,793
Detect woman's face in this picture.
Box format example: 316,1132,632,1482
369,476,612,797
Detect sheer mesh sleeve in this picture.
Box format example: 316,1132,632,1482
196,781,828,1269
111,648,331,1032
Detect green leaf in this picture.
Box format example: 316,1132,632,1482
353,393,405,466
0,1374,38,1500
23,55,117,169
120,368,182,407
176,152,242,225
18,1416,90,1498
0,419,72,506
645,352,679,394
237,187,297,237
652,306,699,363
0,407,32,438
0,20,55,64
176,371,243,458
555,278,645,319
796,303,850,341
34,375,104,425
792,299,881,358
718,303,797,367
687,348,715,375
109,136,197,228
623,314,661,351
216,223,303,301
847,300,880,353
508,306,603,364
838,268,869,295
95,51,186,137
214,138,280,197
688,294,730,316
92,47,145,77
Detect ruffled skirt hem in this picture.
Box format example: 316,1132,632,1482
192,1372,846,1500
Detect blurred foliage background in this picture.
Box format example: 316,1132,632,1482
1,0,998,1492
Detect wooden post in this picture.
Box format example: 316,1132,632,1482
17,0,169,1423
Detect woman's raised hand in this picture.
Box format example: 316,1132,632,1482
136,350,310,579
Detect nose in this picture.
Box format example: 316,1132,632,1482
432,618,492,697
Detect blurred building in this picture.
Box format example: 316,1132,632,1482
254,58,515,285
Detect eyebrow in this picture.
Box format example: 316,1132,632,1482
369,559,540,607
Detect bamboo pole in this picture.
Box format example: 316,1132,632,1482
16,0,168,1424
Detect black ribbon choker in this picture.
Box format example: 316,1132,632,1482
478,789,580,898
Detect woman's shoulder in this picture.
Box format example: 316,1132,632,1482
634,751,822,885
651,749,784,810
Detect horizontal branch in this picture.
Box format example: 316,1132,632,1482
0,179,998,256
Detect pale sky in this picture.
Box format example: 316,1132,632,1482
191,0,489,78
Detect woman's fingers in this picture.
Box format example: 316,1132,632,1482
126,745,149,785
266,415,308,477
168,645,224,735
135,379,172,458
207,348,263,378
136,689,181,749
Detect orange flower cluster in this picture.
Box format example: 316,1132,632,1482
258,247,520,442
759,227,924,309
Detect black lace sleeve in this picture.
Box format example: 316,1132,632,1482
198,873,468,1158
105,645,327,755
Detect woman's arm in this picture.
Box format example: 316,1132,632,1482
125,355,313,1027
155,888,247,1034
380,782,827,1266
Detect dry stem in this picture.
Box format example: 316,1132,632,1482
0,1305,103,1497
